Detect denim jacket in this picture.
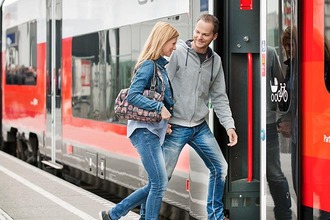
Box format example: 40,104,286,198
127,57,174,115
127,57,174,144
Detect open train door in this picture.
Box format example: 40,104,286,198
216,0,261,219
214,0,299,219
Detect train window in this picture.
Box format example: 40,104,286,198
325,2,330,93
72,32,100,119
5,21,37,86
71,26,133,122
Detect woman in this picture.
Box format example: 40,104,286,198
99,21,178,220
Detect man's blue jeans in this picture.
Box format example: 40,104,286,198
141,121,229,220
140,122,228,220
109,128,168,220
163,122,228,220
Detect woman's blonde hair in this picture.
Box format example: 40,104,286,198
135,21,179,69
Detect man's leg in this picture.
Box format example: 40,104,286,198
163,124,190,179
189,122,228,220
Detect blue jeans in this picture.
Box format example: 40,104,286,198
267,123,292,219
165,122,227,220
142,121,227,220
109,128,168,220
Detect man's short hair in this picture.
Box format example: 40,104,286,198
197,14,219,34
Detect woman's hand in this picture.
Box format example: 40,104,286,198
166,124,172,134
161,106,171,121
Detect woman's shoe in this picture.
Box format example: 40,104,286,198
98,210,111,220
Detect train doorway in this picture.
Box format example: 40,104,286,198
214,0,299,219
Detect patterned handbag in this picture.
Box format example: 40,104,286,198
114,61,164,122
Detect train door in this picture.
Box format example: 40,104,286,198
264,1,299,219
214,0,299,219
217,1,261,219
44,0,63,168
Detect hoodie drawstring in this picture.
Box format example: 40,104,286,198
211,57,214,81
185,48,189,67
185,46,214,82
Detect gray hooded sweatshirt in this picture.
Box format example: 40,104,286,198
166,39,235,131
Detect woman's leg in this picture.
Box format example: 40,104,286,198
111,128,167,220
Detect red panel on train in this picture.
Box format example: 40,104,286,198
301,0,330,211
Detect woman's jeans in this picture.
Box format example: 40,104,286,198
163,121,228,220
109,128,168,220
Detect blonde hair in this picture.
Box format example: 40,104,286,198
134,21,179,69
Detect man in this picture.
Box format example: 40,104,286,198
164,14,238,220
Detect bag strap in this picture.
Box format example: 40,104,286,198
147,61,165,99
149,61,158,90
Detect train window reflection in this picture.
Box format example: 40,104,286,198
71,26,133,122
5,21,37,86
71,32,98,119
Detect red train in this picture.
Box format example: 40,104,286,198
1,0,329,219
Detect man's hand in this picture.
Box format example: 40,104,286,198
227,128,238,147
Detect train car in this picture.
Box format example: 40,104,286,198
1,0,330,219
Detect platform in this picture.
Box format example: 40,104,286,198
0,151,140,220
